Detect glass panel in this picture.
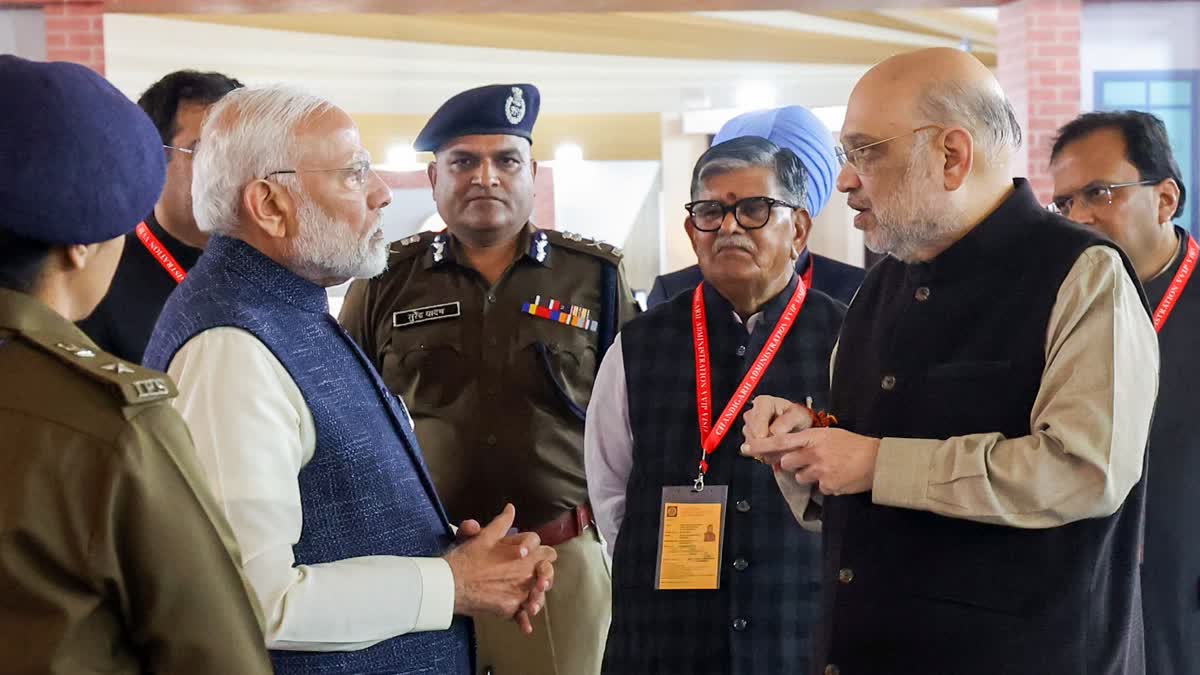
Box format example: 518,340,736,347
1150,81,1192,107
1102,80,1148,107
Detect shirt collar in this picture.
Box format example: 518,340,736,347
0,288,98,349
143,210,203,266
703,272,801,335
796,248,811,277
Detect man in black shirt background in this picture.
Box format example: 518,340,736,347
1050,110,1195,675
79,70,242,363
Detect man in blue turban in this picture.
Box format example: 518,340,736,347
648,106,865,307
0,56,272,674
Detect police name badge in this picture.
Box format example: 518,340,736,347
393,301,461,328
656,485,727,590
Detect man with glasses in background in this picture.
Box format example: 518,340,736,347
740,48,1157,674
587,135,845,675
79,70,242,364
1050,110,1196,675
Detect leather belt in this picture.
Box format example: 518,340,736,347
529,503,593,547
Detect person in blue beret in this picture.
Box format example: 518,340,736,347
0,56,273,674
648,106,865,307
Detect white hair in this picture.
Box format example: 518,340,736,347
192,85,334,236
917,80,1023,169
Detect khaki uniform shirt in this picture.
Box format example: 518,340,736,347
340,225,639,527
0,289,272,675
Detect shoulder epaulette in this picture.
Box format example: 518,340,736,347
545,230,623,266
13,330,177,406
387,231,439,264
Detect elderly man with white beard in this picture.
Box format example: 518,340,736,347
143,85,556,675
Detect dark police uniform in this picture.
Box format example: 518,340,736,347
342,224,638,675
339,82,639,675
77,211,201,364
0,55,271,675
343,225,638,527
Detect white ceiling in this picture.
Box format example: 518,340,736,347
104,13,893,116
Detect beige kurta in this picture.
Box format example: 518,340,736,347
776,245,1159,530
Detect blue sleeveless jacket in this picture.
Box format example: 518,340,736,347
144,236,472,675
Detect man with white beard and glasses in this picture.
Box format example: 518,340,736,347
143,85,556,675
740,48,1157,674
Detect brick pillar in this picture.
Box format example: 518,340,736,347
997,0,1081,204
1,1,106,73
43,1,104,74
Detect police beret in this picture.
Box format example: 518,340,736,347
714,106,838,217
0,56,164,245
414,84,539,152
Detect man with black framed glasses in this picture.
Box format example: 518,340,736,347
587,135,845,675
741,47,1156,674
1051,110,1195,675
79,69,242,364
648,106,864,308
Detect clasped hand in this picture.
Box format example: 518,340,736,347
738,395,881,496
445,503,556,635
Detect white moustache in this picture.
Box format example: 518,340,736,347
713,236,756,255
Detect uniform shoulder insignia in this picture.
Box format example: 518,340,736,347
13,330,177,406
544,229,623,266
387,230,439,263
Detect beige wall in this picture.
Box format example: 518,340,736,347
352,112,662,165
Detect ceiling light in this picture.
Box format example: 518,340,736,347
554,142,584,163
736,81,777,110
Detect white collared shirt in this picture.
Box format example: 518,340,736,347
167,327,455,651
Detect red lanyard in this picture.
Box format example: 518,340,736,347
1152,235,1198,333
800,256,813,291
135,222,187,284
691,279,807,490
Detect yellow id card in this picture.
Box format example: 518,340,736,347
655,485,727,590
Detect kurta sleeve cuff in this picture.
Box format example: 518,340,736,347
871,437,937,511
410,557,456,633
774,470,823,533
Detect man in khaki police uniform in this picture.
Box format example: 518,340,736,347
0,56,272,675
340,83,639,675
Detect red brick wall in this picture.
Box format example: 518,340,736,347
42,1,105,75
997,0,1082,204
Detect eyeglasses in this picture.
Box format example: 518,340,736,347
163,143,195,157
835,125,942,172
1047,179,1159,216
264,159,374,190
684,196,801,232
